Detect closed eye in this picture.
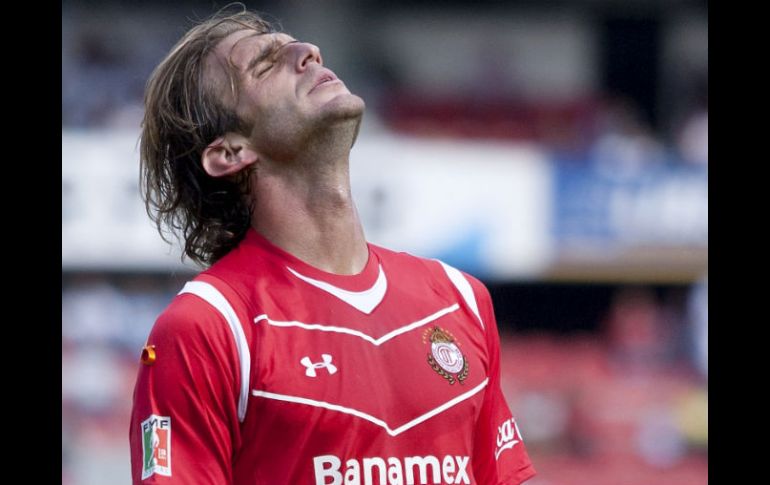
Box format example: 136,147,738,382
249,39,300,78
256,63,273,77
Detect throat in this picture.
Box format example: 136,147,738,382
251,184,368,275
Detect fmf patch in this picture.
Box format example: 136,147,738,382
141,415,171,479
423,326,469,385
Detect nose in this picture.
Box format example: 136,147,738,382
291,42,322,71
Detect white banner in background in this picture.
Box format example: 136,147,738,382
62,130,554,277
350,134,554,279
62,130,194,272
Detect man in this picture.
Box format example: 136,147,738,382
130,7,536,485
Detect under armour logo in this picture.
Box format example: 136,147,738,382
300,354,338,377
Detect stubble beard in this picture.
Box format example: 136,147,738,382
249,92,365,164
315,92,365,145
287,93,365,162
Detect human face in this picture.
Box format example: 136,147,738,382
210,30,364,157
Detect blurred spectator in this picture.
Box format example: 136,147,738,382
687,274,708,378
62,275,175,352
589,96,668,178
674,75,708,167
62,275,125,345
676,110,708,167
602,287,673,373
62,10,156,129
62,345,124,414
635,407,687,468
674,386,708,453
517,390,570,453
563,387,600,458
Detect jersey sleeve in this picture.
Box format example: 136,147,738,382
467,276,536,485
129,293,242,484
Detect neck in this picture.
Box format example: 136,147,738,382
250,135,368,275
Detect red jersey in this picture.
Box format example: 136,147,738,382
130,230,536,485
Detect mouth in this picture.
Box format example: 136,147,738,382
310,71,340,93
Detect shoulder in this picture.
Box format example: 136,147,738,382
370,243,447,277
148,280,240,350
374,244,491,297
198,238,286,303
373,244,493,325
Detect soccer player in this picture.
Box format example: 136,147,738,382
130,6,536,485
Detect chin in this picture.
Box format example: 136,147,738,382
309,94,365,149
321,92,366,120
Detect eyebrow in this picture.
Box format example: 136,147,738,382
245,38,300,73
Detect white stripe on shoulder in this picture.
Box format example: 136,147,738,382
435,260,484,330
179,281,251,423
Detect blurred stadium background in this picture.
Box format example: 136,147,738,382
62,0,707,484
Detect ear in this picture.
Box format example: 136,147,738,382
201,133,259,178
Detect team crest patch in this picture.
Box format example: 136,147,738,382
423,326,469,385
141,415,171,479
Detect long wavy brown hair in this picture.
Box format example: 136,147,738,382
140,5,277,266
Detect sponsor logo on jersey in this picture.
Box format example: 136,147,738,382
141,414,171,479
314,454,470,485
494,418,521,460
423,326,468,385
301,354,338,377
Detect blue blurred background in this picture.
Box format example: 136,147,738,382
62,1,707,484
